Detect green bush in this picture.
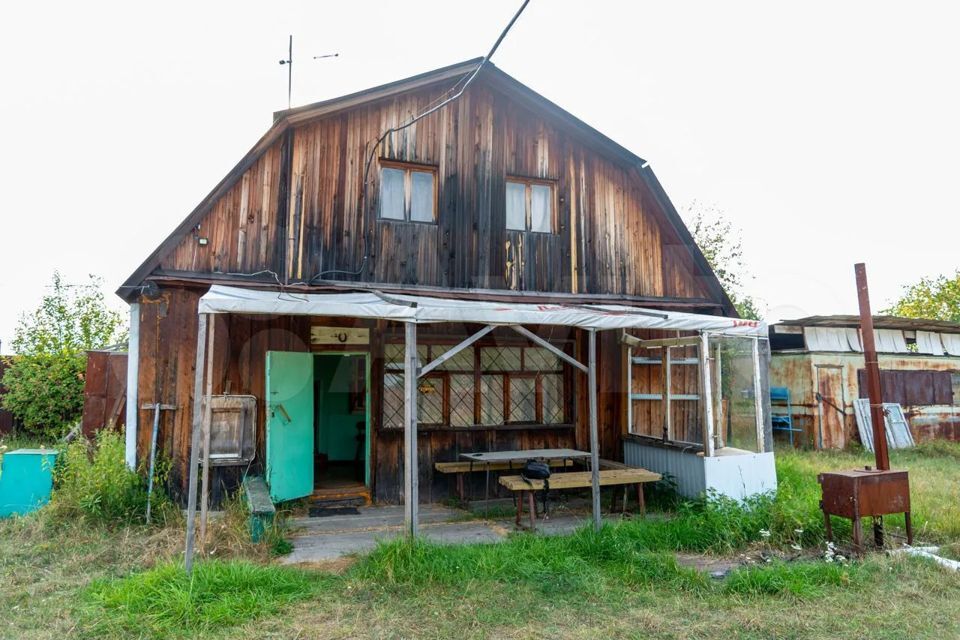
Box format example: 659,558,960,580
48,430,164,525
1,353,86,439
1,271,126,439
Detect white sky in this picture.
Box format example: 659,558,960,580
1,1,957,353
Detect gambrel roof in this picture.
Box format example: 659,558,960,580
119,58,735,314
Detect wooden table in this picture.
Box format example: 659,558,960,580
460,448,592,503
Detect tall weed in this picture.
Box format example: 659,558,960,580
48,430,170,526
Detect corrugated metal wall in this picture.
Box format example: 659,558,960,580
623,437,705,498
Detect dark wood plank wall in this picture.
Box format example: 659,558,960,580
137,297,633,501
136,288,313,498
157,78,714,301
135,75,730,502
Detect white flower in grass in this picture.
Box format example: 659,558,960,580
759,529,771,539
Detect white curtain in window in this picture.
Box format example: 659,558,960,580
940,333,960,356
874,329,909,353
410,171,434,222
916,331,945,356
803,327,852,351
380,168,405,220
530,184,551,232
506,182,526,230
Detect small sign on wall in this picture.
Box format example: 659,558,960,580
311,326,370,345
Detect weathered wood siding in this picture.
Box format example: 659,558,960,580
158,78,715,301
137,295,632,500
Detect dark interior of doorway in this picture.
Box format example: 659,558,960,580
313,354,368,502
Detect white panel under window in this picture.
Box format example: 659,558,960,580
506,181,526,231
410,171,435,222
530,184,552,232
379,168,405,220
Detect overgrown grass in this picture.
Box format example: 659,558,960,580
776,440,960,543
4,443,960,639
81,560,328,638
46,430,177,526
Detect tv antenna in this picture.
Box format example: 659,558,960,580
279,35,340,109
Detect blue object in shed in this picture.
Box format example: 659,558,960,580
0,449,59,517
770,387,802,447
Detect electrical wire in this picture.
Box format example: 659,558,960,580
310,0,532,283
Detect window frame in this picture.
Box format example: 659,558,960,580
378,160,439,225
505,176,557,234
380,340,572,430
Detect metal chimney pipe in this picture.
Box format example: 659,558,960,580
854,263,890,471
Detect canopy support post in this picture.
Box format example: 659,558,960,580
752,337,765,453
403,322,419,538
587,328,601,532
199,317,216,550
184,312,209,575
700,332,715,457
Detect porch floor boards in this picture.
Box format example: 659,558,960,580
281,503,624,564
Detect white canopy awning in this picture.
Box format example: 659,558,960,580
197,285,767,336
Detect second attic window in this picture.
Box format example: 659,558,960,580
506,178,554,233
380,163,437,223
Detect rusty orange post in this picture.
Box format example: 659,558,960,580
854,263,890,471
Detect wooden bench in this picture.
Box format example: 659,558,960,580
435,459,574,502
499,468,661,530
242,476,276,543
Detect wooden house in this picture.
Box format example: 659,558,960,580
118,59,772,512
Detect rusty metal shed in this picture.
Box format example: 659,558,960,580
769,315,960,449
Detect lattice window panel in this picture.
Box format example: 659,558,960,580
524,347,561,372
417,376,444,425
481,346,522,371
479,375,504,425
541,373,564,424
449,374,475,426
509,377,537,422
428,345,475,371
382,373,405,429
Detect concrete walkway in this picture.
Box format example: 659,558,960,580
281,503,615,564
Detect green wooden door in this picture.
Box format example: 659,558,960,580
266,351,314,502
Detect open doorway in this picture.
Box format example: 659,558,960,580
313,353,370,499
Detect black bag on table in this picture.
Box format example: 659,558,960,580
521,459,552,516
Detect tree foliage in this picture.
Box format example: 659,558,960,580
884,271,960,323
1,273,126,438
684,203,762,320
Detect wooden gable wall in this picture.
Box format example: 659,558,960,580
157,76,718,304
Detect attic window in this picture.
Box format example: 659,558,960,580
506,178,554,233
379,162,437,223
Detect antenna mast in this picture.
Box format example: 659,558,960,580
278,35,293,109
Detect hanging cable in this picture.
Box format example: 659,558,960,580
309,0,532,283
